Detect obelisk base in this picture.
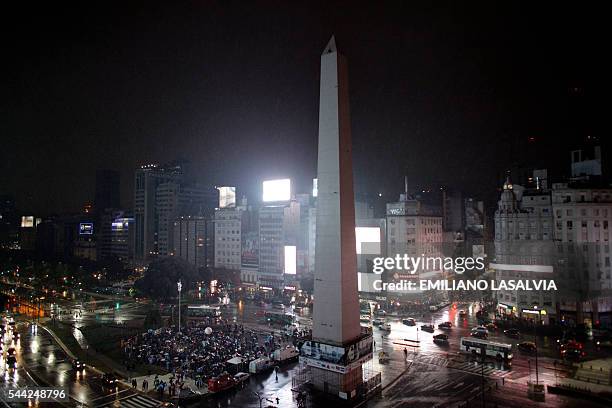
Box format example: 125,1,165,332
310,366,364,400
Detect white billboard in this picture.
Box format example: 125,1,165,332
21,216,34,228
284,245,296,275
263,179,291,202
217,186,236,208
355,227,381,255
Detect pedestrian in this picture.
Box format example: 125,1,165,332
131,378,137,388
403,347,408,359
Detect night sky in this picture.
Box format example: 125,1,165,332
2,1,601,214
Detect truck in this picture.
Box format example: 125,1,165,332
273,347,299,364
249,357,273,374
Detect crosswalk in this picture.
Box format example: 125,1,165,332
94,394,162,408
448,360,511,378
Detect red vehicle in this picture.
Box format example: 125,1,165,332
207,373,237,393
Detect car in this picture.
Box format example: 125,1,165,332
438,322,452,329
102,373,118,387
71,359,86,371
402,318,416,326
561,348,585,361
433,333,449,344
379,323,391,332
12,332,20,342
372,318,385,326
459,310,467,318
517,341,537,353
485,323,497,331
472,326,488,334
374,309,387,317
7,347,16,356
470,328,488,339
234,372,250,383
504,329,520,338
421,324,434,333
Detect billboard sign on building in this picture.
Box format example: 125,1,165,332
299,336,373,374
79,223,94,235
241,231,259,267
355,227,381,255
263,179,291,202
20,216,34,228
217,186,236,208
284,245,296,275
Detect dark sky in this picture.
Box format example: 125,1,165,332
2,1,602,214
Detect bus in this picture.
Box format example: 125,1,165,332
264,311,293,325
460,337,513,361
186,305,222,319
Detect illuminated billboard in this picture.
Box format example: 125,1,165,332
217,186,236,208
241,231,259,267
79,223,94,235
263,179,291,202
312,178,318,197
355,227,381,255
111,218,132,232
284,245,296,275
21,216,34,228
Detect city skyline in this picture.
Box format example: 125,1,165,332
2,1,601,214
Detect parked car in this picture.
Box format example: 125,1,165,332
438,322,452,329
402,318,416,326
372,318,385,326
504,329,520,339
517,341,537,353
433,334,449,344
234,372,250,384
421,324,434,333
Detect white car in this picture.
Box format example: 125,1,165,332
234,372,250,383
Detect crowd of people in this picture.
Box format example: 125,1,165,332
122,322,277,382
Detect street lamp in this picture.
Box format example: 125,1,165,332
533,305,540,385
177,280,182,334
252,391,274,408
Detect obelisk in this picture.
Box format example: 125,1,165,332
306,35,370,400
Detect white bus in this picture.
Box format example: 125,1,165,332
460,337,513,361
186,305,221,319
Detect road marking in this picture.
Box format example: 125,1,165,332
94,394,161,408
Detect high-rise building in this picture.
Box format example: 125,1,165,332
94,169,120,213
133,162,216,261
551,182,612,326
215,205,247,271
134,163,183,260
98,209,133,262
385,197,444,293
156,182,216,256
0,195,18,246
492,177,555,321
172,215,214,269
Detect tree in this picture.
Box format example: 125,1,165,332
134,257,202,301
143,309,162,329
